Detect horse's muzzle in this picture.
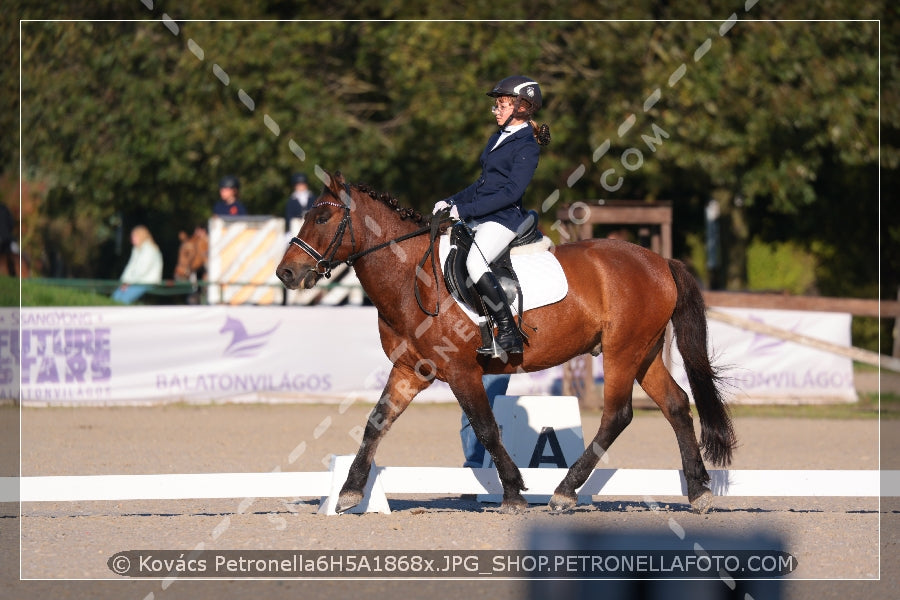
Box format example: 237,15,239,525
276,264,319,290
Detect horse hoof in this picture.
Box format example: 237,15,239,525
549,493,576,512
500,496,528,514
690,489,714,514
335,489,363,513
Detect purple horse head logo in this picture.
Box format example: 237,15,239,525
220,316,279,358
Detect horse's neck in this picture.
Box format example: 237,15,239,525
351,213,429,309
195,240,208,267
191,237,208,268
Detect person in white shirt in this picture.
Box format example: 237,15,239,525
112,225,163,304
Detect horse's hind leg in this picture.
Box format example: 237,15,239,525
336,363,430,513
549,369,636,511
638,353,713,513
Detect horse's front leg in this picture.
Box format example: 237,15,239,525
449,375,528,513
336,363,431,513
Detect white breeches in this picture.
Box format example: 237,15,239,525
466,220,517,282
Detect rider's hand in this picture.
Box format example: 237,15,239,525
449,205,459,220
432,200,450,214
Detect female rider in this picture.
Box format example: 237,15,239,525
434,75,550,356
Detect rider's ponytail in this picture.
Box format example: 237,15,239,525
511,96,550,146
531,120,551,146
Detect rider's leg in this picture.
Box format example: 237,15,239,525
466,222,521,355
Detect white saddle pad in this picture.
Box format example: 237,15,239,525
438,234,568,323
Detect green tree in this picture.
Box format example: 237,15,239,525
588,19,881,295
5,1,894,329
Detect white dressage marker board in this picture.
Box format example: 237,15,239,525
317,454,390,515
480,395,590,504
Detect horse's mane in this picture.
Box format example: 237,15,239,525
355,183,429,226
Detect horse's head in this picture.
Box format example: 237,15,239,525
276,170,358,290
174,227,209,281
276,169,430,291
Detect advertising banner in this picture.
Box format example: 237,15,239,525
13,306,387,405
1,305,856,406
670,307,857,403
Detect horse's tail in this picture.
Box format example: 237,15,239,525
667,259,736,467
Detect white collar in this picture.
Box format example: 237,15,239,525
501,121,530,134
492,121,529,150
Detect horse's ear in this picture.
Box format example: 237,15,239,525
333,172,355,207
312,167,352,206
313,166,334,190
178,231,188,241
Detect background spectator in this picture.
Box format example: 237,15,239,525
285,172,316,228
112,225,163,304
213,175,248,216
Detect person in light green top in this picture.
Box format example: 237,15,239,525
112,225,163,304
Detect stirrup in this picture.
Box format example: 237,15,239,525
476,337,504,358
476,330,523,358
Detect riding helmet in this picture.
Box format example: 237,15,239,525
487,76,542,111
219,175,240,190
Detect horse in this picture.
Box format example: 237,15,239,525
174,226,208,304
276,170,736,515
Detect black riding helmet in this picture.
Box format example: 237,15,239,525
219,175,240,190
486,76,542,112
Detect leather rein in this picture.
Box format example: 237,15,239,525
287,184,450,316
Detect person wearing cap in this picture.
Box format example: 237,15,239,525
285,172,317,227
213,175,248,216
433,75,551,356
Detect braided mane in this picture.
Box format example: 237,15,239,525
355,183,428,226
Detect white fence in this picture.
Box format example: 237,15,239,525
3,463,894,514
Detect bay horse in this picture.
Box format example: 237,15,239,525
276,171,736,514
174,226,208,304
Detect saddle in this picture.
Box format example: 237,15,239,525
443,211,543,347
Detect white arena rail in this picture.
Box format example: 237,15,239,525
2,460,896,514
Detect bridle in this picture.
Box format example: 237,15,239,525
287,183,451,315
287,184,357,279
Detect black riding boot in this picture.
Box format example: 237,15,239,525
474,273,523,356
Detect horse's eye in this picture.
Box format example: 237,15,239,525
315,214,330,225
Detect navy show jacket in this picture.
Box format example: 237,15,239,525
448,126,539,233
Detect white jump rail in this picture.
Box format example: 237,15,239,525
706,308,900,372
2,461,896,510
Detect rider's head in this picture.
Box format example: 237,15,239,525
486,75,550,146
218,175,240,203
487,76,542,120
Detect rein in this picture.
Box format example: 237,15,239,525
287,186,451,316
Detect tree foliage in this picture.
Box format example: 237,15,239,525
3,2,891,311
